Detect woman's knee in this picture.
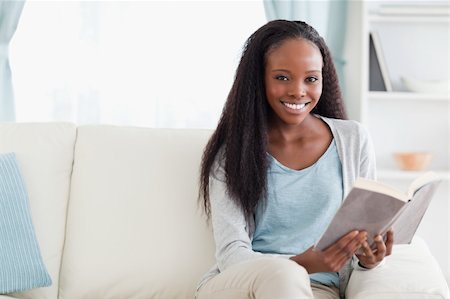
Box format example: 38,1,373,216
197,258,313,299
255,258,309,285
252,258,313,298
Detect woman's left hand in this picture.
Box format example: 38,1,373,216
355,229,394,269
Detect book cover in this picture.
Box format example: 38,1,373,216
314,172,440,251
369,31,392,92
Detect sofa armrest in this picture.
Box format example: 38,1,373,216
346,236,449,299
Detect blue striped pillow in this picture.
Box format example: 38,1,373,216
0,153,52,293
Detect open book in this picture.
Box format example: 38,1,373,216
314,172,440,251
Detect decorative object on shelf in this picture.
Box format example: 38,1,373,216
401,76,449,94
369,31,392,92
394,152,432,171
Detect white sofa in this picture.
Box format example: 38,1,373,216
0,122,448,299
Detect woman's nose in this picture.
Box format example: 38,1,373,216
288,82,306,98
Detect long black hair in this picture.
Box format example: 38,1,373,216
199,20,346,222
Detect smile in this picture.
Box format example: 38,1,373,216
281,101,310,110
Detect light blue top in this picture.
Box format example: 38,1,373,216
252,140,343,287
198,116,378,298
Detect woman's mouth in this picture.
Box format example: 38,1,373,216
281,101,310,111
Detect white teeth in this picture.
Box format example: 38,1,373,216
283,102,307,110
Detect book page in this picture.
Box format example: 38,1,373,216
314,188,406,251
353,178,408,201
391,181,440,244
407,171,440,198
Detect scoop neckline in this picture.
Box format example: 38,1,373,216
267,139,336,173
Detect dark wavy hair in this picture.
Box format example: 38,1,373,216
199,20,347,222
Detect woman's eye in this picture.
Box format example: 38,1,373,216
306,77,319,83
275,75,289,81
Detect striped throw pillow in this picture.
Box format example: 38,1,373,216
0,153,52,293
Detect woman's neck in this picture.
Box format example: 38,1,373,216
268,113,319,144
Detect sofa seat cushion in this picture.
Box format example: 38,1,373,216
59,126,216,299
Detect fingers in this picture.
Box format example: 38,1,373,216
327,231,366,257
321,230,394,271
325,230,367,270
373,235,387,260
385,229,394,256
357,231,395,268
358,240,374,261
355,240,374,266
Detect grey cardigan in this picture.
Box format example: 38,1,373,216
197,116,377,298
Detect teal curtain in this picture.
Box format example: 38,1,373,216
0,0,25,122
263,0,348,94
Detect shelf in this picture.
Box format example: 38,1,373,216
369,5,450,23
368,91,450,102
378,169,450,181
369,15,449,23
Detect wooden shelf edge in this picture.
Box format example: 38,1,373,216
368,91,450,101
378,169,450,181
369,15,450,23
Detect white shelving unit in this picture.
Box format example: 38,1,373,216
344,1,450,283
346,1,450,177
366,4,449,175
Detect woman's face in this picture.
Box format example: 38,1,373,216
264,38,323,127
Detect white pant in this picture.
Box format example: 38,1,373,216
196,258,339,299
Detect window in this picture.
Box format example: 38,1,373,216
11,1,266,128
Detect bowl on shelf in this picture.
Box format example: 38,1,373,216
393,152,432,171
401,76,449,94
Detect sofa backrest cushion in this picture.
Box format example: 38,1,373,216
0,123,77,299
59,126,216,299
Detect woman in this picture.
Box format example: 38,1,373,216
197,20,393,299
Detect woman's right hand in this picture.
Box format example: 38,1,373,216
290,230,367,273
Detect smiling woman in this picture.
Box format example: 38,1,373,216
10,1,266,128
264,38,323,127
